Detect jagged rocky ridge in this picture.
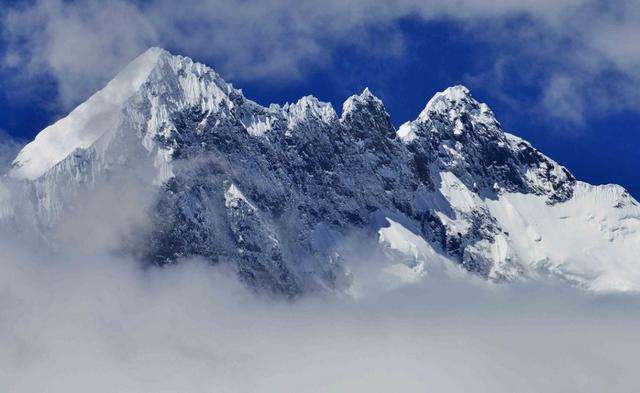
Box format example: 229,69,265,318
2,48,639,296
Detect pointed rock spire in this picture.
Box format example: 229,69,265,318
283,95,338,130
340,88,394,139
418,85,491,121
10,47,172,180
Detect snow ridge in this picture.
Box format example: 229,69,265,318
10,48,167,180
2,48,639,296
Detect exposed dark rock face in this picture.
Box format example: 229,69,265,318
137,83,574,295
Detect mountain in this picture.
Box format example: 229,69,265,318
2,47,639,296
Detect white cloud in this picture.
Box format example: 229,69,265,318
542,74,586,125
1,1,639,121
468,0,640,123
0,130,25,173
1,0,156,108
1,228,639,392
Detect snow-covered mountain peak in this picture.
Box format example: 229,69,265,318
421,85,472,113
360,86,376,99
9,47,258,182
399,84,575,203
418,85,494,124
9,47,169,180
435,84,471,99
340,88,394,138
283,95,338,129
142,46,172,61
148,46,244,106
341,88,383,117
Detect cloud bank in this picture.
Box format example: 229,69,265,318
2,0,639,125
1,230,639,392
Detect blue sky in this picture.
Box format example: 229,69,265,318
1,0,638,197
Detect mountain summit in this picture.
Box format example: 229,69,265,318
2,48,639,296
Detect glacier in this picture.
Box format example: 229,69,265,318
1,47,639,296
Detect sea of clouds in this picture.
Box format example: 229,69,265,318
2,233,639,392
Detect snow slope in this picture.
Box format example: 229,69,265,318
487,182,640,292
10,48,166,180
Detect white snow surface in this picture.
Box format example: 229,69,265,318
224,183,255,210
397,121,418,143
284,95,337,130
486,182,640,292
10,48,166,180
341,87,381,116
418,85,497,128
376,217,462,283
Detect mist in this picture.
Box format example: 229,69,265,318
1,226,639,392
0,130,24,173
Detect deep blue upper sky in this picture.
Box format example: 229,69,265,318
0,11,638,198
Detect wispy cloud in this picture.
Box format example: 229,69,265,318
467,0,640,125
0,130,24,173
1,0,639,125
